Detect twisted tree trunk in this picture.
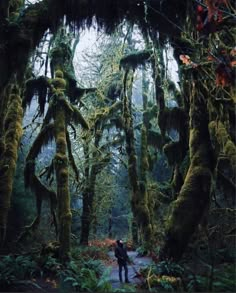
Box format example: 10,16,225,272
160,77,214,260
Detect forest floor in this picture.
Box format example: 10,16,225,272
16,250,152,292
106,250,152,289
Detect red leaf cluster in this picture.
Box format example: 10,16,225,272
208,48,236,87
179,55,198,68
196,1,227,32
215,63,233,86
205,0,227,21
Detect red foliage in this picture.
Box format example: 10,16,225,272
196,5,207,31
179,54,191,65
230,47,236,56
179,55,198,68
88,238,117,248
215,63,233,86
197,1,227,32
205,0,228,21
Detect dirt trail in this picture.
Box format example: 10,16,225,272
107,250,152,289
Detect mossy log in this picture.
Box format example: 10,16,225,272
0,87,23,245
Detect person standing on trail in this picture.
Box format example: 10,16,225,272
115,239,130,283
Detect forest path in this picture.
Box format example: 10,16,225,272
106,251,152,289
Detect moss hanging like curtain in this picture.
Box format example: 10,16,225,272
0,86,23,245
160,76,214,261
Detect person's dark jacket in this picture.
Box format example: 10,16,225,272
115,242,129,265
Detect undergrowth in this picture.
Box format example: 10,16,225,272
0,245,112,292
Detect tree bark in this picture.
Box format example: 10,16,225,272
54,104,71,259
0,86,23,246
160,76,214,261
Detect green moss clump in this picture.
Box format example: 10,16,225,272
0,89,23,243
55,69,64,78
189,129,201,159
52,77,66,90
209,120,236,170
224,140,236,169
164,165,211,259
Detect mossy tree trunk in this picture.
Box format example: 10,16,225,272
80,133,101,245
123,69,152,245
80,143,90,245
0,3,51,245
140,69,153,245
0,86,23,246
80,102,122,244
160,75,214,260
54,102,71,259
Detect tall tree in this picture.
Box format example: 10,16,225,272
23,29,89,259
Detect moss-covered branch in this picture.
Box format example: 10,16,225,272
120,49,153,70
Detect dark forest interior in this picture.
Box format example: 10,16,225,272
0,0,235,292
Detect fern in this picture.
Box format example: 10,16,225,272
0,255,38,289
96,267,113,292
154,260,184,278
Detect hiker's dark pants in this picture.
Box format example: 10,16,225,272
118,262,128,282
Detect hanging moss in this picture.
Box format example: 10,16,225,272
66,130,79,182
147,129,170,150
107,80,122,100
23,76,50,115
24,123,54,183
163,141,184,166
70,106,89,129
46,0,186,37
158,107,187,137
120,49,153,70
